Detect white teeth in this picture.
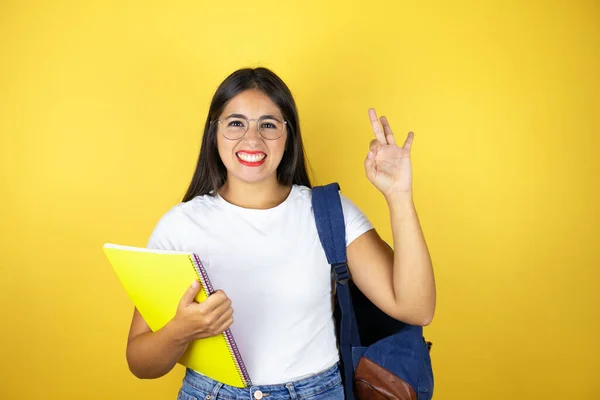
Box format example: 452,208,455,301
237,152,265,162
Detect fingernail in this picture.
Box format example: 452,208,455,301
367,151,374,159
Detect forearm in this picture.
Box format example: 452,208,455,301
387,193,436,325
126,321,190,379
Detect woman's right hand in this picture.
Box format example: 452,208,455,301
172,280,234,342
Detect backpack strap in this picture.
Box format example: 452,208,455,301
312,183,360,400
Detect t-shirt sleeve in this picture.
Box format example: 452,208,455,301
146,205,184,251
340,193,374,246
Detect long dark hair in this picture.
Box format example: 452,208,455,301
182,67,311,202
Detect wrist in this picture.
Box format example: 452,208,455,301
385,191,418,222
384,190,414,207
165,315,191,347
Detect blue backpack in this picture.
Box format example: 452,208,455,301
312,183,434,400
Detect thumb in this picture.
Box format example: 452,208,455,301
179,280,201,307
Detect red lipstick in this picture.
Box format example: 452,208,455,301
236,151,267,167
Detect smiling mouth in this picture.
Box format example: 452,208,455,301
236,151,267,166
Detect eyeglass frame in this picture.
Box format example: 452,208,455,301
211,115,288,141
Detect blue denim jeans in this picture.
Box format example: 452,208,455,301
177,363,344,400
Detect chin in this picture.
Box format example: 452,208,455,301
229,170,276,185
223,157,275,182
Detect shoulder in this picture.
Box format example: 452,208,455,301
296,184,374,245
288,184,312,202
339,191,366,220
295,184,366,218
336,189,374,245
146,194,218,250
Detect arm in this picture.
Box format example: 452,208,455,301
126,281,234,379
347,196,435,326
346,108,436,326
126,308,189,379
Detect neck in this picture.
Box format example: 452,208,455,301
219,176,292,210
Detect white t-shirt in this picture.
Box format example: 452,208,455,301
146,184,373,384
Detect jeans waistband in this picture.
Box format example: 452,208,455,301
183,363,342,400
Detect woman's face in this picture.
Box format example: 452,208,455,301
216,89,288,186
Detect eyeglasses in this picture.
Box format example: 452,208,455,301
214,115,287,140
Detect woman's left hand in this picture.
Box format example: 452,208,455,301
364,108,414,199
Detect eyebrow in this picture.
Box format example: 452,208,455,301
224,113,283,121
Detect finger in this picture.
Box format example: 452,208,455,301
403,131,414,151
193,316,233,340
179,280,201,306
215,317,234,335
212,306,234,328
380,116,396,145
368,108,387,145
364,151,377,182
369,139,381,155
198,289,230,312
208,295,233,319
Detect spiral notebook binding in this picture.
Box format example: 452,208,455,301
189,254,252,387
223,327,251,386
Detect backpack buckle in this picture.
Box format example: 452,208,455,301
332,262,350,284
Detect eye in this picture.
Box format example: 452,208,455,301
227,119,247,128
260,120,279,130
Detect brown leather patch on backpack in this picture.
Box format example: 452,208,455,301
354,357,418,400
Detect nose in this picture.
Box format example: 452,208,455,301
244,120,262,141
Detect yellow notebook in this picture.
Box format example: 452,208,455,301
103,243,251,387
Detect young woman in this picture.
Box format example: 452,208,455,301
125,67,436,399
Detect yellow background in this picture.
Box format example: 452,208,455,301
1,0,598,399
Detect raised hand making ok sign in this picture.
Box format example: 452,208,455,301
364,108,414,199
